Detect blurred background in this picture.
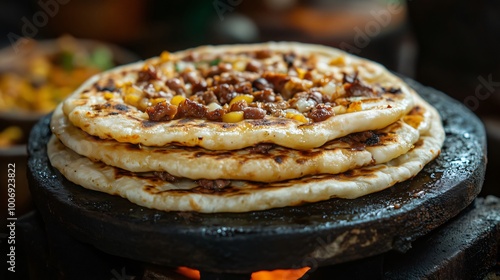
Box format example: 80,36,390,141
0,0,499,217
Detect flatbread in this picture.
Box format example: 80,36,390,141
62,42,415,150
48,42,445,213
47,100,444,213
51,103,422,182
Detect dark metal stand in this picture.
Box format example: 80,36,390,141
26,78,487,274
13,196,500,279
21,77,492,279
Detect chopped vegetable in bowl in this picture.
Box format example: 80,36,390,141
0,35,138,147
0,36,116,114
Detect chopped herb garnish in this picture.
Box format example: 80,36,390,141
89,47,114,70
208,58,221,66
59,51,74,72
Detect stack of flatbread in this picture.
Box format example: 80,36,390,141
48,42,445,213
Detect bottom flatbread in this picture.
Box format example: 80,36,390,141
47,105,444,213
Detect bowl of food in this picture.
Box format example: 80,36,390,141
0,36,138,222
0,35,139,147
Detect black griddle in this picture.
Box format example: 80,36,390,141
27,78,487,274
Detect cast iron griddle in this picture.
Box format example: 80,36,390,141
27,78,486,274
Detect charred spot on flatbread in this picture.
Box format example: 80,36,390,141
141,120,160,128
113,104,129,112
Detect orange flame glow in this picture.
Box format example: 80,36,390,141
176,266,201,279
176,266,310,280
251,267,310,280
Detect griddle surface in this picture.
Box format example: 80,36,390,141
28,78,486,273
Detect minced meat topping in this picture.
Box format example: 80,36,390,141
97,49,397,123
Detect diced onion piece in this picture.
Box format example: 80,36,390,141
332,105,347,115
322,81,337,98
138,98,150,111
222,111,244,123
336,84,346,96
316,61,329,72
233,60,247,72
123,85,144,107
171,95,186,106
152,81,164,92
295,98,315,113
184,83,192,96
207,102,222,112
282,77,313,98
175,61,188,72
229,94,254,106
161,62,175,78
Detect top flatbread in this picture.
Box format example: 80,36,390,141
47,97,444,212
62,42,414,150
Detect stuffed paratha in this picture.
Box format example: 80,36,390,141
48,42,445,213
52,103,424,182
62,42,415,150
47,101,444,213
